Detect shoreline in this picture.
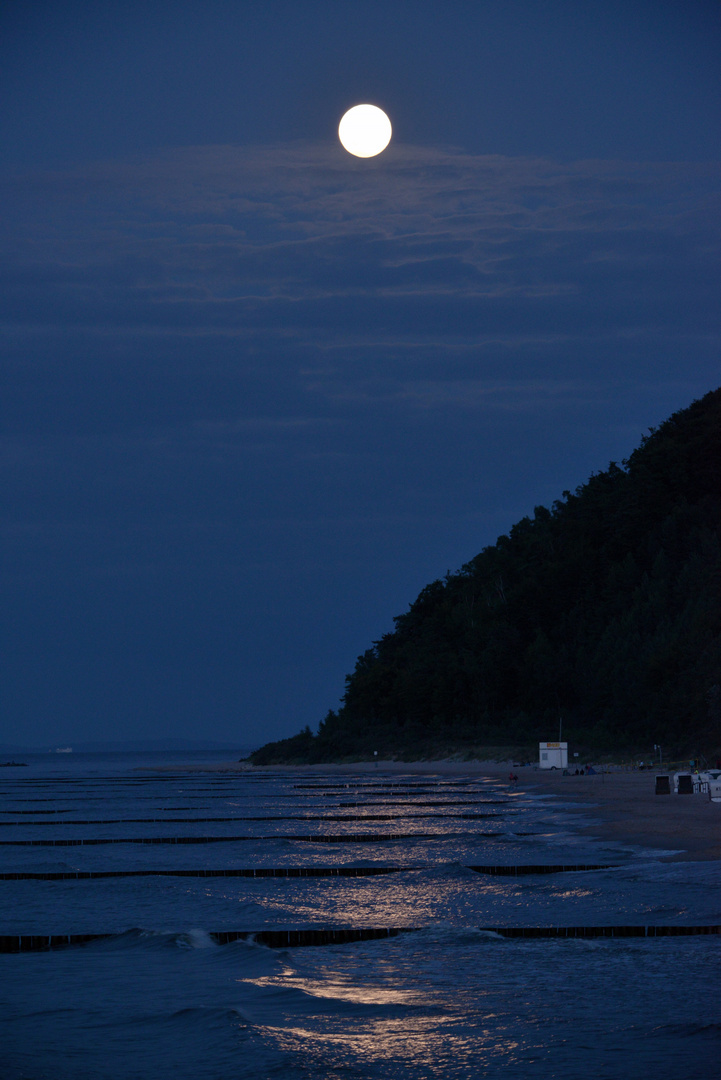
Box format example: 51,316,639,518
519,766,721,863
139,758,721,863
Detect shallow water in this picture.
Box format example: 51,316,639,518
1,754,719,1078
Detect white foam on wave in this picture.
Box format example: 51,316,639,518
179,928,217,949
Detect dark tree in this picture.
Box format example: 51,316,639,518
249,387,721,763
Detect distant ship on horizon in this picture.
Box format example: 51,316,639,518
51,747,73,753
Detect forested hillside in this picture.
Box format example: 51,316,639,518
250,388,721,763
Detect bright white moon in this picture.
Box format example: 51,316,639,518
338,104,392,158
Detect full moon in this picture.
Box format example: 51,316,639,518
338,104,392,158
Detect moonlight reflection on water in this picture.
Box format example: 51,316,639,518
0,758,719,1078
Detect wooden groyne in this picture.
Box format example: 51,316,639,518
0,832,435,846
0,866,406,880
1,924,719,953
486,926,721,939
468,863,615,876
0,812,502,824
0,862,617,880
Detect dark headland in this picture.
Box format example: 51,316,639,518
248,387,721,766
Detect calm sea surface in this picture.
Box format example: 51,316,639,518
1,752,719,1078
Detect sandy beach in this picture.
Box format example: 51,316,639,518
142,757,721,863
511,765,721,863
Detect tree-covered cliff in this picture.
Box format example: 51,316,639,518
250,388,721,763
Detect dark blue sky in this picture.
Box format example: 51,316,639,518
1,1,720,748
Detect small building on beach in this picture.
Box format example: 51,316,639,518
539,741,568,769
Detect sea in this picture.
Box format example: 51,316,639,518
1,751,719,1079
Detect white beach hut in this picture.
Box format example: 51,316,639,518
539,741,568,769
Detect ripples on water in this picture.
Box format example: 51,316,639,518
1,753,719,1078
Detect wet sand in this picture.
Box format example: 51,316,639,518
142,757,721,863
513,766,721,863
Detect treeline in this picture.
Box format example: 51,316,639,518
250,388,721,764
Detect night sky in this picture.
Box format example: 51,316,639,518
2,1,720,749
